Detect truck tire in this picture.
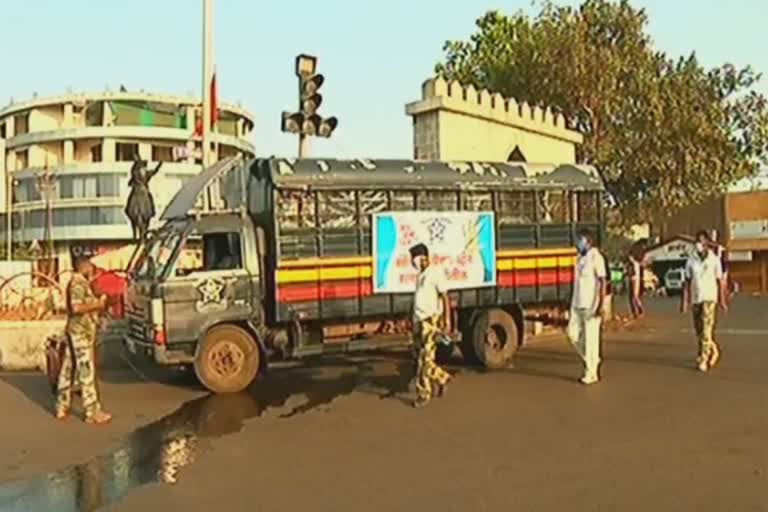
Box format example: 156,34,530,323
195,325,260,394
470,309,519,369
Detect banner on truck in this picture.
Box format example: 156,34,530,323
372,211,496,294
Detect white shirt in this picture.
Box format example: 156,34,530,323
413,265,449,321
572,247,607,310
685,251,723,304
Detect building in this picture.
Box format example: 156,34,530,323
0,90,254,277
406,77,584,164
662,170,768,294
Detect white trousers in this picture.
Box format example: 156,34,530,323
567,308,602,377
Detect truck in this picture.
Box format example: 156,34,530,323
124,156,605,393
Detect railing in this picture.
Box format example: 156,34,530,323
0,269,131,321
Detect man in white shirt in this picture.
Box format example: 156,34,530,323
567,229,607,385
681,231,727,373
410,243,452,408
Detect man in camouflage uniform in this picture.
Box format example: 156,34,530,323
55,254,112,424
410,244,452,408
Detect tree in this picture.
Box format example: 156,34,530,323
436,0,768,228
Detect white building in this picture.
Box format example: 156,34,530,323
0,90,254,275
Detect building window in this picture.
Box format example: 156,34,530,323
16,150,29,171
0,123,5,138
14,114,29,135
152,145,174,162
59,177,74,199
51,206,125,227
116,143,138,162
83,175,98,197
90,144,103,162
97,175,119,197
507,146,527,163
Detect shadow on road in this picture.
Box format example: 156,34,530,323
0,349,431,512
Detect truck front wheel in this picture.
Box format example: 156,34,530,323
470,309,519,369
195,325,260,394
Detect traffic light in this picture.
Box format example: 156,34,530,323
280,54,338,150
281,112,304,134
317,116,338,138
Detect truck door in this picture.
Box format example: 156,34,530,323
162,222,254,346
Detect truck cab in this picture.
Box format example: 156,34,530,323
126,158,267,393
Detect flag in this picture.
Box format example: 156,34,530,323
193,72,219,138
211,71,219,128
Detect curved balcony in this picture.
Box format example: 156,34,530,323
6,126,254,154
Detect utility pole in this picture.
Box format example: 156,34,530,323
281,54,338,158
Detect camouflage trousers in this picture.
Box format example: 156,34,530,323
414,316,451,402
692,302,719,365
55,334,101,417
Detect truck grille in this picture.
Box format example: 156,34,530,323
126,303,148,342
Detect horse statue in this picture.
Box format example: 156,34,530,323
125,155,162,241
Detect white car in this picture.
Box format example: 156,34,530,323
664,268,685,294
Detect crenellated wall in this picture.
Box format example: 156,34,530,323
405,76,583,164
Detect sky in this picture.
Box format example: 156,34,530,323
1,0,766,160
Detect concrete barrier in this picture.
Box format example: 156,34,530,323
0,320,66,371
0,319,128,372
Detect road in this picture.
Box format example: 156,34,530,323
0,297,766,512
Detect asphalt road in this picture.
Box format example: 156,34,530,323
0,297,766,512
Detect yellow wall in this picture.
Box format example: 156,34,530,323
406,77,583,164
29,106,63,132
435,110,577,164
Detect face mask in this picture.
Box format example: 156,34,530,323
576,237,589,254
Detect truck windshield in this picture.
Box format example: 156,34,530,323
132,222,187,280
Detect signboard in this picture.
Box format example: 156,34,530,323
644,238,696,263
372,211,496,294
730,220,768,240
728,250,753,262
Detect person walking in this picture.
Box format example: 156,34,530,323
681,231,727,373
627,243,645,319
409,243,452,408
567,229,608,385
55,254,112,424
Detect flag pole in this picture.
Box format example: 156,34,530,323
202,0,214,169
202,0,215,211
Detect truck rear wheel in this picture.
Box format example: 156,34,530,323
195,325,260,394
470,309,519,369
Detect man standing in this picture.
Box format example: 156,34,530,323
627,243,645,319
410,243,452,408
567,229,607,385
681,231,727,373
55,254,112,424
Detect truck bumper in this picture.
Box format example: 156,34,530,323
124,335,195,366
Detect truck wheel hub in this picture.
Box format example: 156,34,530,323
484,326,505,351
209,341,245,376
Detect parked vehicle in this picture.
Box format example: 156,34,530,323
125,157,605,393
664,268,685,295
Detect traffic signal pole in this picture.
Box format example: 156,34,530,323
281,54,338,159
299,133,309,158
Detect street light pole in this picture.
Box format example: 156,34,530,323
36,170,56,277
5,170,11,262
